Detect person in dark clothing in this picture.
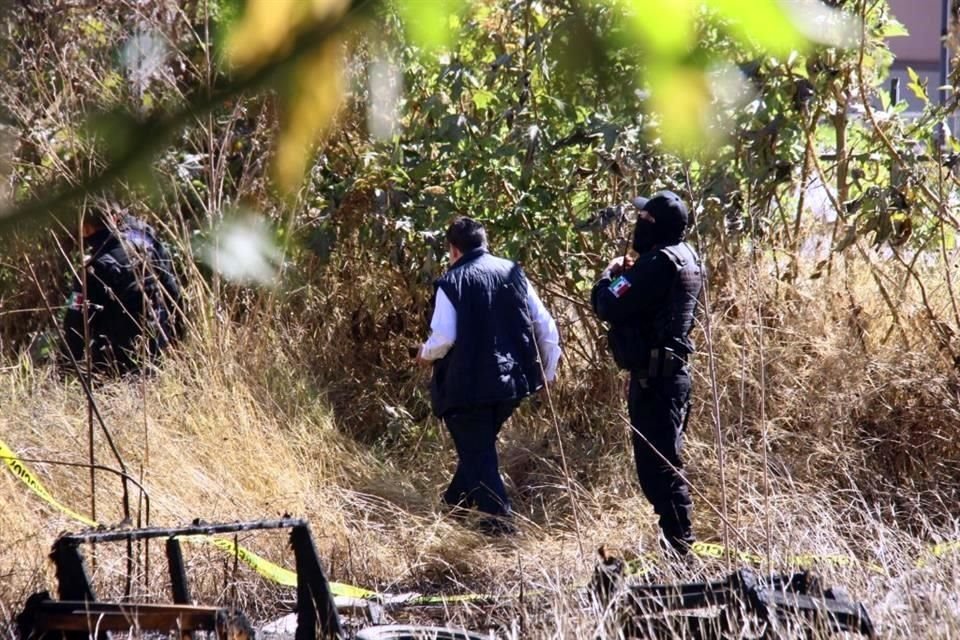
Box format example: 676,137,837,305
591,191,702,555
418,217,561,533
61,208,182,376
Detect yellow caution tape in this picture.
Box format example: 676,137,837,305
0,437,503,602
406,592,499,605
332,582,380,599
184,537,499,602
691,541,764,564
0,438,98,527
625,552,659,576
790,553,886,575
791,553,855,567
0,435,952,600
690,541,886,575
179,535,298,587
0,439,365,595
931,540,960,559
183,535,380,599
329,581,380,599
916,540,960,568
691,541,725,558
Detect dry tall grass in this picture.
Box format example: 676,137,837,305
2,0,957,635
1,250,959,638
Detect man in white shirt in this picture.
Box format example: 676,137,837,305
418,217,561,534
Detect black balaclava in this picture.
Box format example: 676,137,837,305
631,191,689,253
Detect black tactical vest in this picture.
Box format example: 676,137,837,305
430,249,544,416
117,216,182,351
62,217,182,374
652,242,702,357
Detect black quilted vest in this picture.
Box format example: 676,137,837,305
430,248,544,416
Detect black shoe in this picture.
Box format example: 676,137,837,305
658,530,694,555
657,535,699,580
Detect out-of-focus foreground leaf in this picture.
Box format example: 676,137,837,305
397,0,463,52
612,0,818,154
275,39,346,191
620,0,696,56
226,0,351,191
226,0,350,68
196,213,282,286
709,0,805,56
648,65,712,153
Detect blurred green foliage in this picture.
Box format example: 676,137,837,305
2,0,958,356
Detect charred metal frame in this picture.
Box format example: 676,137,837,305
17,518,343,640
616,569,875,638
18,518,877,640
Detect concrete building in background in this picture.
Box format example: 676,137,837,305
887,0,952,117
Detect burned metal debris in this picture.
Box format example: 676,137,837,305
15,518,876,640
16,518,341,640
591,555,876,639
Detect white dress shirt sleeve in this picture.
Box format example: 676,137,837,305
420,288,457,361
526,283,561,382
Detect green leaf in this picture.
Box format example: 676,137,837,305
621,0,696,56
879,89,891,110
571,190,592,216
648,63,711,153
707,0,806,56
398,0,463,52
880,18,909,38
906,67,929,104
472,89,496,110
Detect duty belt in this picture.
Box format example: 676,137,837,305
637,347,687,380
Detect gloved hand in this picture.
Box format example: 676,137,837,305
604,255,634,279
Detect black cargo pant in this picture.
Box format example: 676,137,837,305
442,400,519,517
628,371,694,553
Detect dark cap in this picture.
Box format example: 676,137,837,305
638,191,688,226
631,190,690,245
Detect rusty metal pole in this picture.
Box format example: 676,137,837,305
79,210,97,573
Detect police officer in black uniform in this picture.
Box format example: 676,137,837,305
62,208,182,375
591,191,702,555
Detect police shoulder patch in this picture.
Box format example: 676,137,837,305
608,275,632,298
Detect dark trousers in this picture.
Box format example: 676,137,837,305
628,372,694,552
442,401,518,517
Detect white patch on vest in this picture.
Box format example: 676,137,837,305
609,276,631,298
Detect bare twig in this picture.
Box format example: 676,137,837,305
0,0,379,238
